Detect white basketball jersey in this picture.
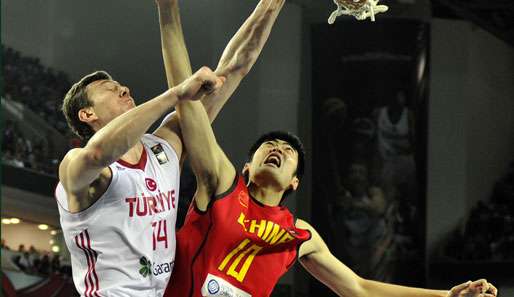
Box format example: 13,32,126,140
377,107,411,159
56,134,180,297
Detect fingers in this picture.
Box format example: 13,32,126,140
449,281,472,296
470,279,488,293
487,283,498,296
195,67,224,95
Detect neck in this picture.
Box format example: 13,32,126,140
120,142,144,163
248,182,285,207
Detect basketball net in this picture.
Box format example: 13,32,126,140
328,0,388,24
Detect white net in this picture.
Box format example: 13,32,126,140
328,0,388,24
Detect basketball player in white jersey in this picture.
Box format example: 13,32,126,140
56,0,289,295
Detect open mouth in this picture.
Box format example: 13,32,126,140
264,153,282,168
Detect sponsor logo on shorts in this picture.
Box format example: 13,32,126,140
201,274,251,297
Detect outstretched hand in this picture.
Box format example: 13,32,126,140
174,67,225,102
447,279,498,297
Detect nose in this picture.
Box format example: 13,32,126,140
270,145,283,154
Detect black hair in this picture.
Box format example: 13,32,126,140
246,131,305,200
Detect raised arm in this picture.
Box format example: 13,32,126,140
154,0,286,161
296,219,497,297
156,0,192,87
205,0,285,119
60,68,222,211
155,0,285,123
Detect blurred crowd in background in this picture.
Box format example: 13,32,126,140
2,46,77,175
3,47,69,134
1,240,68,277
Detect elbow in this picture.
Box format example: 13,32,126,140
82,143,110,168
352,277,370,297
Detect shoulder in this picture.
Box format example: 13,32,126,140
295,218,314,231
59,148,85,181
296,218,334,260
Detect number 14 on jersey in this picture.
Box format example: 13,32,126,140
152,219,169,250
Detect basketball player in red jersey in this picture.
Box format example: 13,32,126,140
164,37,498,297
166,104,498,297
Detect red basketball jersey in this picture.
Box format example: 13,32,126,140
165,176,311,297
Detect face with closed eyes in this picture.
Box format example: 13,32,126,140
244,139,300,192
79,79,135,131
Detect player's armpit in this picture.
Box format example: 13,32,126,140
194,146,237,211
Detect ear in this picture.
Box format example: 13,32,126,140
242,163,251,174
78,107,98,124
289,176,300,191
242,163,251,185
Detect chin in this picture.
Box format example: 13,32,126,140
253,167,283,185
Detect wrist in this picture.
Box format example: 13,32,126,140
160,88,180,108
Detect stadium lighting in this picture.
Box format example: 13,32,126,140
38,224,49,230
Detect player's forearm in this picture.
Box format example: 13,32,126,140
359,279,447,297
176,100,220,181
157,1,192,87
202,0,285,120
217,0,284,75
86,91,178,167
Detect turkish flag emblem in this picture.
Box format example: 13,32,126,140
145,178,157,192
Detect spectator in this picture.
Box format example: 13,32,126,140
1,238,10,250
51,254,61,273
15,252,33,272
331,161,394,281
38,254,51,275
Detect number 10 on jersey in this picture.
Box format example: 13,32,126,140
152,219,168,250
218,239,263,282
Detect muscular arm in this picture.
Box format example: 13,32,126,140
296,219,448,297
205,0,285,119
155,0,285,143
175,81,236,211
156,0,192,87
60,90,179,198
